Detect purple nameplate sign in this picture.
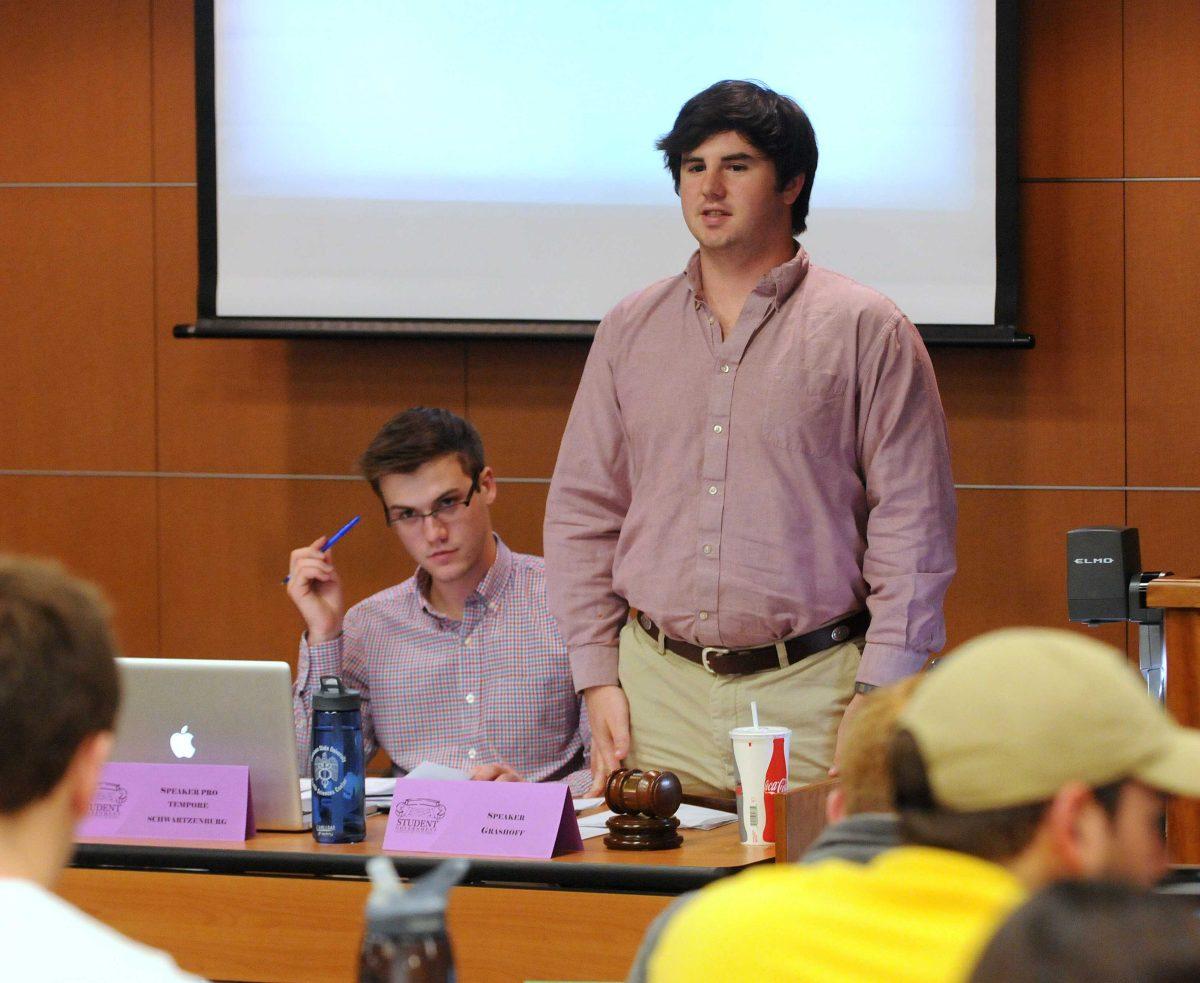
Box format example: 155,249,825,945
382,780,583,859
78,762,254,842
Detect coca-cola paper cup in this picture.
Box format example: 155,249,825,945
730,725,790,845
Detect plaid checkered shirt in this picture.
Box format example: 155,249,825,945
293,538,591,794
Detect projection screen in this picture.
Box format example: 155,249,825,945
188,0,1025,346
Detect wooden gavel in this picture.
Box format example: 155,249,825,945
604,768,683,819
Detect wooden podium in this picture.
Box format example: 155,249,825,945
773,778,838,863
1146,576,1200,863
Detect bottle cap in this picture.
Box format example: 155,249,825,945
313,675,361,711
366,857,469,937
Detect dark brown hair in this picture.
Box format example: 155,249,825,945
0,555,120,814
358,407,485,501
891,730,1124,863
656,80,819,234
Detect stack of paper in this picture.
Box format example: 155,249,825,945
402,761,469,783
298,776,396,812
576,803,736,832
365,777,396,808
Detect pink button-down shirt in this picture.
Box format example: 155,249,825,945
544,247,956,689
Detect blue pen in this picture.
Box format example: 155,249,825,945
282,515,361,584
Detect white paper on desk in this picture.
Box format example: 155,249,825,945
578,826,608,840
299,777,391,810
365,777,396,798
297,781,374,821
572,796,605,813
402,761,470,782
578,804,736,831
301,777,398,794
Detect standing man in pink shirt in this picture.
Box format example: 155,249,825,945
544,80,956,796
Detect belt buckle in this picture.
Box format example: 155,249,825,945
700,646,729,674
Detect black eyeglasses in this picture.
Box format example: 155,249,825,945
385,474,480,529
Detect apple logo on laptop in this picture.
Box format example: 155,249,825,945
170,725,197,759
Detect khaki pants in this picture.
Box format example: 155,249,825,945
618,617,862,795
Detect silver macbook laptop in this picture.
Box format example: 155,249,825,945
111,658,309,832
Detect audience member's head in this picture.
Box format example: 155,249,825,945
892,628,1200,888
969,879,1200,983
655,79,819,234
827,674,922,823
0,555,121,884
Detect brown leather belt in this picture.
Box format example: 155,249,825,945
635,610,870,676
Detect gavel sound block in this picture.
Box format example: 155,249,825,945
603,768,684,850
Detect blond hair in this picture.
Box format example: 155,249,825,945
839,675,922,815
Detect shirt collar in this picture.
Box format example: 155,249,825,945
413,534,513,619
683,242,811,308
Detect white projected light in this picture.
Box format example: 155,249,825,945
213,0,997,326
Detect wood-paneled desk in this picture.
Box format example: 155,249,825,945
1147,576,1200,863
62,813,771,983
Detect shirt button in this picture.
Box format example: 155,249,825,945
702,544,713,555
467,748,477,760
463,637,471,647
708,485,718,495
721,364,730,373
699,611,709,621
707,317,714,325
465,693,476,704
713,424,723,434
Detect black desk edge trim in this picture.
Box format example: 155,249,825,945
71,842,761,895
175,319,1036,349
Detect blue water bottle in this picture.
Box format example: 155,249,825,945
310,675,366,843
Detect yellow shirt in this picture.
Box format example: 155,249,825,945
648,847,1025,983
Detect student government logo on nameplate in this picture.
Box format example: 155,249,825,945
382,780,582,859
78,762,254,842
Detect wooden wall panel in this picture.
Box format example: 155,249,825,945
466,338,587,478
0,1,1194,706
0,476,158,657
1124,1,1200,176
1126,183,1200,486
153,189,468,475
1128,493,1200,581
0,1,152,181
1018,0,1123,178
490,481,551,557
151,0,195,182
0,189,156,470
158,334,470,475
157,478,404,664
932,183,1124,486
156,475,552,666
944,489,1127,653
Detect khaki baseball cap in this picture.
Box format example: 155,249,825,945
897,627,1200,811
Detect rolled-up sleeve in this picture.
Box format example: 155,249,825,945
544,315,635,692
855,314,957,685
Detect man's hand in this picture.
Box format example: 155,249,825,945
583,684,630,796
469,763,524,782
830,691,867,777
286,537,345,643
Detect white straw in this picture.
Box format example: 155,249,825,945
751,701,760,728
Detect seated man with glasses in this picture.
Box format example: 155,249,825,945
288,407,589,791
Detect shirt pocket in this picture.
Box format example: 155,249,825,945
761,369,847,457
